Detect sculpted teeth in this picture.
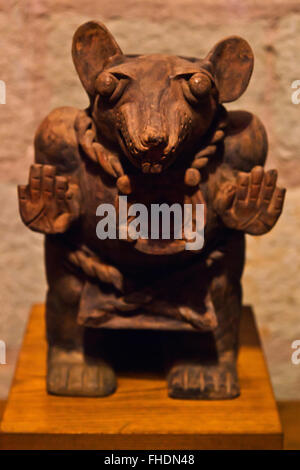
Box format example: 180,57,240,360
141,161,163,174
150,163,162,174
142,162,151,173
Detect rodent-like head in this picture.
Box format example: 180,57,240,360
72,21,253,174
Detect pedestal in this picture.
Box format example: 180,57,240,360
0,305,283,449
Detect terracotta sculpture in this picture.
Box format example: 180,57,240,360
18,21,285,399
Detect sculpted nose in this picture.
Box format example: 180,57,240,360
141,126,166,148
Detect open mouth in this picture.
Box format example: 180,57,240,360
140,146,168,174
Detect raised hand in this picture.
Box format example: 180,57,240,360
215,166,285,235
18,164,80,234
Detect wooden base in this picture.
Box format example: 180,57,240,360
0,305,283,450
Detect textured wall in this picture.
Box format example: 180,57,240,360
0,0,300,399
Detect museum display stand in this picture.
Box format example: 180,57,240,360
0,305,283,450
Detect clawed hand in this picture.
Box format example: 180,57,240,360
216,166,286,235
18,164,80,233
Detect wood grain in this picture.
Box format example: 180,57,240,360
278,401,300,450
0,304,283,450
0,401,6,422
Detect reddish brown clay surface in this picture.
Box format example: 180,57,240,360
18,21,285,400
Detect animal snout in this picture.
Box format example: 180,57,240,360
141,126,166,148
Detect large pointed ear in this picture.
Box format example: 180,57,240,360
72,21,123,97
205,36,254,103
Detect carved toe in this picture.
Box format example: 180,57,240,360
47,347,116,397
167,363,240,400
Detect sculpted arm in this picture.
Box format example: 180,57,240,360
214,165,285,235
213,112,285,235
18,107,82,234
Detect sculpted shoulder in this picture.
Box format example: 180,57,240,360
223,110,268,171
34,106,82,174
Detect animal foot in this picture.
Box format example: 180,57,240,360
47,347,116,397
167,362,240,400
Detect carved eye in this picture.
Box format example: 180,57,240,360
189,73,212,99
181,72,213,105
95,72,118,97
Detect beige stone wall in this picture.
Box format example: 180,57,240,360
0,0,300,399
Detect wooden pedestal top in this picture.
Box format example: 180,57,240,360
0,305,283,450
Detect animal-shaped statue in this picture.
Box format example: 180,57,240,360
18,21,285,399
